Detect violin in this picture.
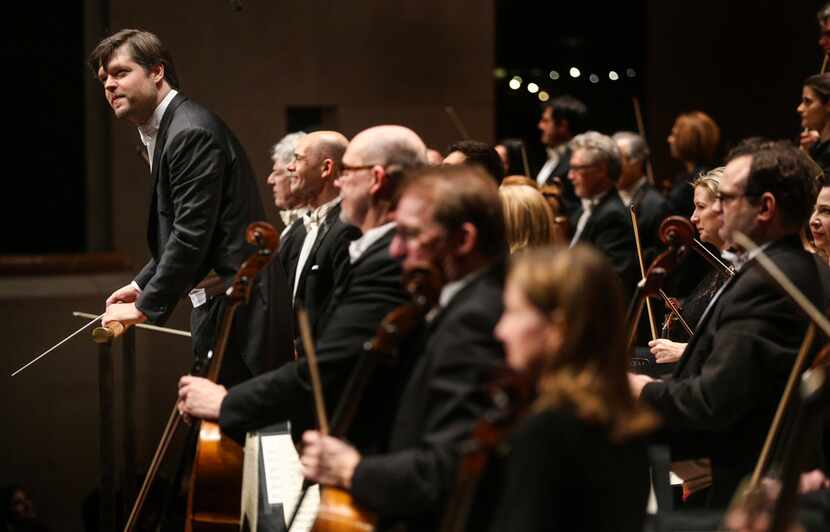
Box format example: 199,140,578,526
288,265,444,532
627,216,694,353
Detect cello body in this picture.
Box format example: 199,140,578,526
185,420,244,531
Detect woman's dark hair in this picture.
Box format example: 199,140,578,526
804,73,830,104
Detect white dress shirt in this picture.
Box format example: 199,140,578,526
136,89,178,170
293,196,342,301
348,222,395,264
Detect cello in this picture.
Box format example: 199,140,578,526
186,222,279,531
123,222,278,532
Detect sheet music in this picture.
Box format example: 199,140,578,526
260,433,320,531
241,433,260,531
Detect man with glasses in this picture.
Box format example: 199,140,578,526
299,164,507,532
178,125,428,454
567,131,637,295
629,141,825,508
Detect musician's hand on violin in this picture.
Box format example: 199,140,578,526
106,283,141,306
649,339,686,364
177,375,227,421
628,372,655,398
300,430,361,489
800,129,820,152
102,302,147,328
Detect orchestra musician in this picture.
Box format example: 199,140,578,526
490,245,658,532
649,167,731,365
798,73,830,177
630,141,826,508
665,111,720,218
810,176,830,265
536,95,588,216
299,165,507,532
567,131,638,296
178,125,427,450
90,29,293,384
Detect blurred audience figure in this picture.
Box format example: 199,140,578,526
1,485,49,532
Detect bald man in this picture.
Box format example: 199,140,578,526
179,125,429,450
282,131,361,341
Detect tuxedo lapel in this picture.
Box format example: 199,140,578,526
296,204,341,293
146,94,187,256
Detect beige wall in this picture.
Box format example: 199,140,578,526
2,2,493,530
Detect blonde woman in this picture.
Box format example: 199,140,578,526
649,167,730,365
499,184,562,252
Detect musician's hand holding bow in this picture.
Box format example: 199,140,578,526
177,375,227,421
800,129,820,152
300,430,361,489
649,339,686,364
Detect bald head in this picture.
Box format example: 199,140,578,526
346,125,428,170
339,125,428,231
289,130,349,208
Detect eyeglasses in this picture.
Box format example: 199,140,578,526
569,162,601,172
340,163,383,175
715,190,761,205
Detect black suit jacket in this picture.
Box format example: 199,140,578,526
278,217,306,286
571,189,638,295
219,227,411,449
349,261,507,532
490,409,650,532
291,202,361,341
132,94,293,381
641,236,826,507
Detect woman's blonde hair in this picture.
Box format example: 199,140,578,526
690,166,724,201
508,246,659,441
499,184,557,253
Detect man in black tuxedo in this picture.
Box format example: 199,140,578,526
536,95,587,216
178,125,429,450
283,130,361,341
266,131,308,238
613,131,671,263
568,131,637,295
630,142,824,508
91,29,292,384
299,165,507,532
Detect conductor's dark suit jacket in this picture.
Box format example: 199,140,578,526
571,189,637,296
132,94,293,382
641,235,826,508
290,202,361,342
349,261,507,532
219,226,411,449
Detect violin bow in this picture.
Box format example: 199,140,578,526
297,306,330,435
632,96,656,186
629,205,659,341
444,106,471,140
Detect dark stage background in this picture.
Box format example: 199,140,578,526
0,1,825,530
